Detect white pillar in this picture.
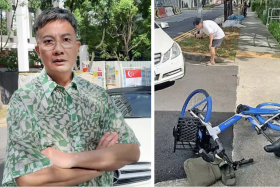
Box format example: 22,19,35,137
29,12,33,37
35,8,42,18
79,45,89,71
6,4,14,36
16,0,29,72
114,61,123,88
25,8,30,38
53,0,65,8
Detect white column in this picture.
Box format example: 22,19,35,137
35,8,42,18
79,45,89,71
16,0,29,72
59,0,65,8
29,12,33,37
6,2,14,36
53,0,65,8
114,61,123,88
25,8,30,38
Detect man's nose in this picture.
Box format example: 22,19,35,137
53,41,64,54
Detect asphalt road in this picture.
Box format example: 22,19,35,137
156,6,224,38
154,61,238,183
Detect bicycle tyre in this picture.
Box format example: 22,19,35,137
256,103,280,131
181,89,212,122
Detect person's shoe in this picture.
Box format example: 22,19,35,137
206,61,215,66
264,138,280,157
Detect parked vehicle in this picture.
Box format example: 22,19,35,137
107,86,151,187
154,22,185,85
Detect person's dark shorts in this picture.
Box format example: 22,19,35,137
212,37,224,47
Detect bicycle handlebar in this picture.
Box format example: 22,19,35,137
199,138,225,162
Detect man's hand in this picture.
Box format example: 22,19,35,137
96,132,119,149
209,43,212,49
41,147,74,169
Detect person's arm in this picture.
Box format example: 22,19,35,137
72,143,140,171
41,91,141,172
42,143,140,171
209,33,214,47
16,166,103,186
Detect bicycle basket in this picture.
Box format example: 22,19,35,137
175,117,202,143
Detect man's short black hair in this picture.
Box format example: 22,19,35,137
193,17,202,26
33,7,77,39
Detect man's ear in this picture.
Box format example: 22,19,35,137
76,41,81,52
35,45,41,59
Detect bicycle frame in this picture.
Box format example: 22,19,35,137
189,104,280,143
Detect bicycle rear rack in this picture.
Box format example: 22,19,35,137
173,117,201,152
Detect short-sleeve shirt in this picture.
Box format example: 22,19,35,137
2,68,140,186
200,20,225,39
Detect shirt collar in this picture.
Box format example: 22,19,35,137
39,68,80,98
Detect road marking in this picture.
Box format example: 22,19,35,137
236,51,280,59
173,14,223,42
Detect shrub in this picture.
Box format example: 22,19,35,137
268,20,280,43
251,0,259,12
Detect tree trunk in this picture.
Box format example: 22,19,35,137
87,51,95,72
224,0,228,21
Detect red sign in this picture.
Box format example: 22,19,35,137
97,72,102,77
125,70,141,78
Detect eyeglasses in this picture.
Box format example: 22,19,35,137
38,37,76,51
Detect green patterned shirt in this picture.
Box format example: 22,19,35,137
2,68,140,186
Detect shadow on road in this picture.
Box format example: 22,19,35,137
155,110,234,183
155,81,175,91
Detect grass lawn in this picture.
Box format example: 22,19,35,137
179,27,240,61
0,108,7,119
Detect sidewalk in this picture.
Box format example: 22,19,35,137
0,105,7,127
155,9,280,186
234,9,280,186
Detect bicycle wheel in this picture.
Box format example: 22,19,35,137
256,103,280,130
181,89,212,122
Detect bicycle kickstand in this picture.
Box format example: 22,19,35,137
232,158,254,170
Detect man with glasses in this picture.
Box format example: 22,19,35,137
2,8,140,186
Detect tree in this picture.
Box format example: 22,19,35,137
105,0,144,61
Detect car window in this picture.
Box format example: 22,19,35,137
111,93,151,118
155,23,160,29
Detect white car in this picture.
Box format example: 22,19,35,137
107,86,151,187
154,22,185,85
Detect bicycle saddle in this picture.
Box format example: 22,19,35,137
236,104,250,114
264,138,280,157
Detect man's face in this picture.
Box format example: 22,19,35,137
195,22,203,30
35,20,81,75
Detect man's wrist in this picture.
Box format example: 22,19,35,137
70,152,79,168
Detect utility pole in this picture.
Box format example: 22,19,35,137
224,0,228,21
197,0,203,20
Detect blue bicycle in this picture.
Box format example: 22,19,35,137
173,89,280,170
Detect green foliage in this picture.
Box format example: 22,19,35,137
0,51,18,71
268,20,280,43
0,14,7,35
251,0,258,11
0,0,12,11
0,51,41,71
